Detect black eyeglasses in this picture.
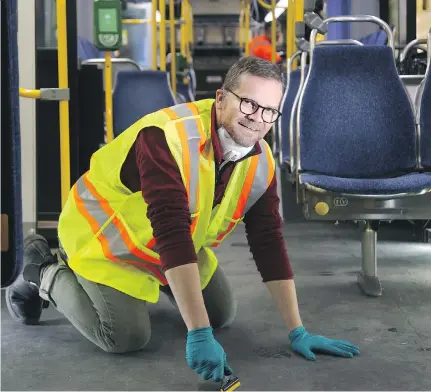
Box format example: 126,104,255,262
225,89,282,123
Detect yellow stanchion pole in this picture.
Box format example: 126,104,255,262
180,0,187,57
288,0,296,68
271,0,276,63
152,0,158,70
240,1,244,52
56,0,70,208
159,0,166,71
169,0,176,97
188,1,194,64
245,0,250,55
293,0,303,69
104,51,114,143
285,3,289,61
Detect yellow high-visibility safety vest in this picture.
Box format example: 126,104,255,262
58,99,275,303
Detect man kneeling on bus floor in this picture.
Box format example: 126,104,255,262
6,56,359,383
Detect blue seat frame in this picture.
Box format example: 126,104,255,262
418,30,431,170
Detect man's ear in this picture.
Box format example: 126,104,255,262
215,89,224,107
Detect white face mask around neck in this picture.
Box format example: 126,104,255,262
217,126,254,162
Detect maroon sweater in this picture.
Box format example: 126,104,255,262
119,107,293,282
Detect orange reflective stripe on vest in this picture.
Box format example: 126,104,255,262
212,140,275,246
74,171,168,285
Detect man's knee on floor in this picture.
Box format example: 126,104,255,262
209,298,237,330
99,327,151,354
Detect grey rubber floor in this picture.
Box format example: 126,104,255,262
2,221,431,391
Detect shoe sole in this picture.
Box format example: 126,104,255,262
24,234,50,253
5,286,41,325
4,234,50,325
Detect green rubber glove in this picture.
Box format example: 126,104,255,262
186,326,233,382
289,326,360,360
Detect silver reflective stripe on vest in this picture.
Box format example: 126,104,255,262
76,177,108,228
183,117,201,214
102,222,158,264
169,104,203,215
171,102,194,118
76,176,160,266
243,140,273,215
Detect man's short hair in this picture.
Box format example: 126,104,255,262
264,20,280,34
221,56,284,94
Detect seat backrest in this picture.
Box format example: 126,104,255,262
111,61,141,90
278,69,302,163
299,45,417,178
78,37,102,61
419,62,431,168
359,29,388,46
113,70,176,136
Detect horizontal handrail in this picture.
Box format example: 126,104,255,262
122,18,185,25
19,88,41,99
19,87,69,101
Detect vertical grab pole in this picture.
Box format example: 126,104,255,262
188,1,194,63
169,0,176,97
294,0,304,69
288,0,296,67
184,0,190,62
239,1,244,52
159,0,166,71
104,51,114,143
152,0,158,70
285,1,289,59
56,0,70,207
180,0,186,57
271,0,276,63
245,0,250,55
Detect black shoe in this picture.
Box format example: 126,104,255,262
5,234,54,325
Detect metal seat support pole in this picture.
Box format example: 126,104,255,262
358,220,382,297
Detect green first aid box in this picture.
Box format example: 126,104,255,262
94,0,122,51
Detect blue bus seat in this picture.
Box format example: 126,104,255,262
78,37,103,61
298,45,430,194
297,44,431,297
359,29,388,46
113,70,176,137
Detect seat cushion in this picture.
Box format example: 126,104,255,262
300,173,431,195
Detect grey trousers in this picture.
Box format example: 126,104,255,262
39,260,237,353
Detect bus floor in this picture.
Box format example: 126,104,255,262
2,221,431,391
